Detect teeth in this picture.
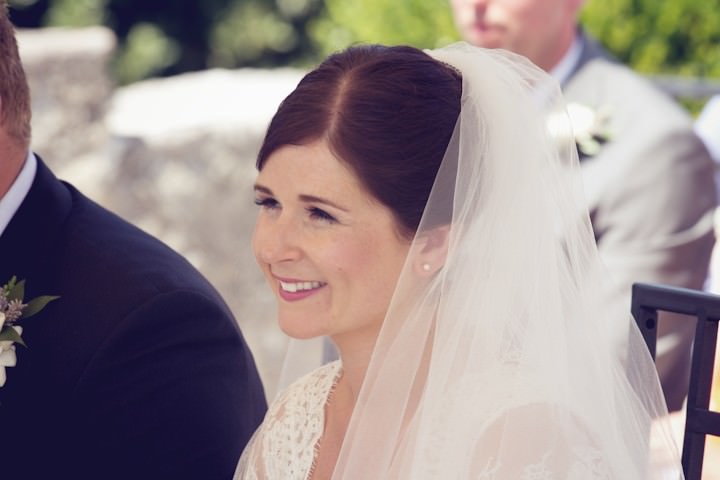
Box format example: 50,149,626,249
279,281,324,293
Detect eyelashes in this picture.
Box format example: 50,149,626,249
254,197,279,210
254,197,338,224
306,207,337,223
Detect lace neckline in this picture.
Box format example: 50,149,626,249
307,361,343,479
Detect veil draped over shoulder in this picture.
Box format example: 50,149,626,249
247,43,683,479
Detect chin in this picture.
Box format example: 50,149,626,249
278,317,325,340
465,29,506,49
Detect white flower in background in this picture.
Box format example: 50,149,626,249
547,103,612,158
566,103,612,157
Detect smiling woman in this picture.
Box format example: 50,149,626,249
236,42,683,479
252,139,411,346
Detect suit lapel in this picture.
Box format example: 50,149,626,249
565,29,617,87
0,156,72,288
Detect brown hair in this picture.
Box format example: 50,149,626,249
0,2,31,147
257,44,461,238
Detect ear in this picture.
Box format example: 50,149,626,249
412,225,451,277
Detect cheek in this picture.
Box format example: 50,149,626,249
335,236,407,299
491,0,532,22
514,0,556,29
251,217,268,266
322,238,367,279
320,236,381,289
449,0,478,23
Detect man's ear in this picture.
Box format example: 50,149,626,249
412,225,450,277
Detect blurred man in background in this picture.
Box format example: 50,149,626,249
450,0,716,411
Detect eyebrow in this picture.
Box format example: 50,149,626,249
254,184,349,212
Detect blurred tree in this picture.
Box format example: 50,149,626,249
581,0,720,79
312,0,719,110
7,0,720,88
8,0,325,84
313,0,720,80
309,0,457,56
209,0,323,68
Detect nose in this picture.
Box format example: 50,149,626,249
451,0,488,20
253,212,302,265
472,0,488,13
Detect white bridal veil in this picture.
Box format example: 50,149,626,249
250,43,683,479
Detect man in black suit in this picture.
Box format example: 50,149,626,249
0,4,266,478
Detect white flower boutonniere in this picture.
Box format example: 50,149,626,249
0,276,59,388
566,102,612,157
547,102,613,158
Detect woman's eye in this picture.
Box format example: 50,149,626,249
307,207,337,223
254,197,279,210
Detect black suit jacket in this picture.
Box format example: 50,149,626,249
0,157,267,479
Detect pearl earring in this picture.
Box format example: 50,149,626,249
422,263,431,272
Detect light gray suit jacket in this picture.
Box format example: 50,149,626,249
564,32,716,410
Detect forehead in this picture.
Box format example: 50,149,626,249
258,140,368,198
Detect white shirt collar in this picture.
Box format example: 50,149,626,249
549,34,583,86
0,151,37,237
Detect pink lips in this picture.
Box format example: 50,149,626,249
469,21,504,42
274,277,326,302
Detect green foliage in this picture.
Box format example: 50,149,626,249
581,0,720,78
310,0,458,56
114,22,180,84
210,0,323,68
8,0,720,87
45,0,106,26
9,0,324,83
313,0,720,80
312,0,719,110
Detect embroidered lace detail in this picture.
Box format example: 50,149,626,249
238,362,616,480
520,453,553,480
567,446,613,479
476,458,501,479
237,361,341,480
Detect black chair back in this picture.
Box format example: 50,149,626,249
631,282,720,480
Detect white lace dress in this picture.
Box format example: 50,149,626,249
235,361,342,480
235,360,617,479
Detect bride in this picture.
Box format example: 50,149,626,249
236,42,683,478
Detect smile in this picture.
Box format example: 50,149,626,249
275,278,327,302
279,281,325,293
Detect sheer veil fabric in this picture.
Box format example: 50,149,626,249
241,43,683,479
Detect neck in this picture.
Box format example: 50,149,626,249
0,138,28,199
537,25,579,72
333,331,377,404
335,351,371,405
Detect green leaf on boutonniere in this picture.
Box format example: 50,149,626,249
21,295,60,319
2,275,16,292
0,325,26,347
6,278,23,302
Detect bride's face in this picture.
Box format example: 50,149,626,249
252,140,412,345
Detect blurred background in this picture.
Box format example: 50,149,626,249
9,0,720,90
8,0,720,396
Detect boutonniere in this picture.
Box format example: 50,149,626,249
547,102,613,158
0,276,59,388
566,102,612,157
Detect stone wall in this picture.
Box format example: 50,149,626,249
17,27,305,397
